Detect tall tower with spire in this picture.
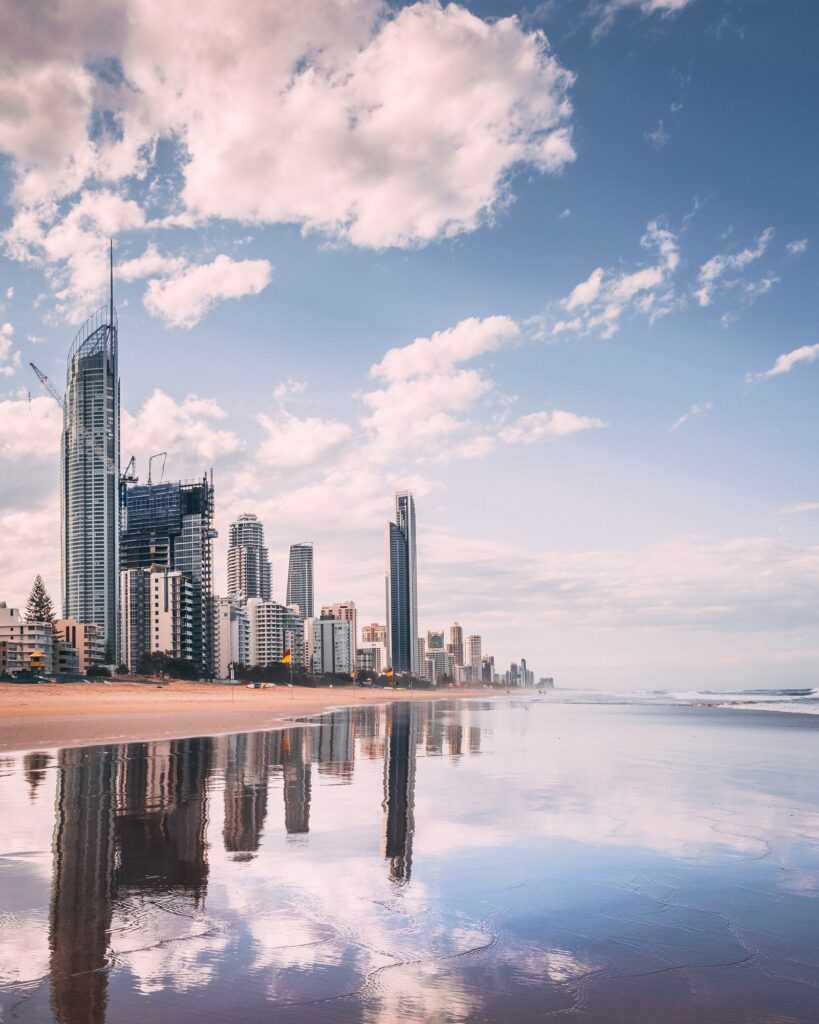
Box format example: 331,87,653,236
61,243,120,659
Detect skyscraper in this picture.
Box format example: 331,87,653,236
61,248,120,659
320,600,358,652
385,490,419,674
286,543,314,618
227,513,271,602
120,475,217,673
447,621,464,668
466,635,482,683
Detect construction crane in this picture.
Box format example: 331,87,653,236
147,451,167,485
29,362,137,495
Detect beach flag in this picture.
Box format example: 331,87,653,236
281,649,292,664
386,667,394,677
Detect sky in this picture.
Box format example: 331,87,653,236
0,0,817,689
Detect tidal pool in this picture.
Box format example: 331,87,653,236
0,698,818,1022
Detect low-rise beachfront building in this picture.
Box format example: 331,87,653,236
0,603,55,674
311,616,353,675
357,642,387,674
120,565,195,672
56,641,80,675
55,618,105,674
247,598,304,668
0,638,22,674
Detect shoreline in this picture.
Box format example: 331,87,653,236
0,680,493,755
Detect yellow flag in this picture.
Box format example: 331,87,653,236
281,650,292,665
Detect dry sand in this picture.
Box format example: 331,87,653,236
0,680,490,754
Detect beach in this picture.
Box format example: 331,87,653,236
1,697,817,1023
0,680,488,753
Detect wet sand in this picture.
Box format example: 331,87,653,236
0,680,488,753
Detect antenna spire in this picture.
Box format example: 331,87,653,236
109,237,114,327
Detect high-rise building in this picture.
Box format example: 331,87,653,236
216,597,250,678
447,622,464,667
481,654,495,683
427,630,444,650
466,635,482,683
55,618,105,675
320,600,357,652
247,598,304,667
120,475,217,673
310,616,354,675
385,490,418,673
357,642,386,674
227,513,271,602
362,623,387,645
286,543,314,618
61,252,120,660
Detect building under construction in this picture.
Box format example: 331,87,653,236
120,474,218,674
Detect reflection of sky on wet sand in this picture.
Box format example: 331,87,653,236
0,701,818,1022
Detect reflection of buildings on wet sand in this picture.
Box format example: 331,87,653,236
382,702,419,883
49,738,213,1024
280,728,312,835
312,708,355,780
23,750,51,800
50,746,117,1024
222,732,275,857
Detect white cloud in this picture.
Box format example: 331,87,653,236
117,244,188,282
272,379,308,403
0,321,21,376
5,287,12,299
0,394,62,460
122,390,243,467
745,342,819,383
559,207,571,220
256,410,353,472
1,0,577,315
645,119,670,148
695,227,774,307
594,0,693,37
500,409,607,443
786,239,808,256
143,255,273,328
780,502,819,515
371,316,519,383
669,400,713,431
542,219,680,339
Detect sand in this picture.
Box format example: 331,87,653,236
0,679,489,753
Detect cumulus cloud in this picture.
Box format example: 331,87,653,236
0,322,21,376
371,316,519,383
142,255,273,328
543,219,680,339
694,227,774,307
500,409,607,443
669,400,713,431
122,390,243,466
745,343,819,383
0,0,577,317
256,410,353,472
117,244,188,282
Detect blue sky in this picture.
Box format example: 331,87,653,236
1,0,817,688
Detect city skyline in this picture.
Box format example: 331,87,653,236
1,1,818,687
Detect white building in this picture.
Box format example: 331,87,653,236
120,566,194,672
311,617,353,675
321,600,358,653
286,543,314,618
357,642,387,674
226,513,272,602
55,618,105,674
247,598,305,667
0,603,55,674
425,648,448,685
466,634,482,683
216,597,250,678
